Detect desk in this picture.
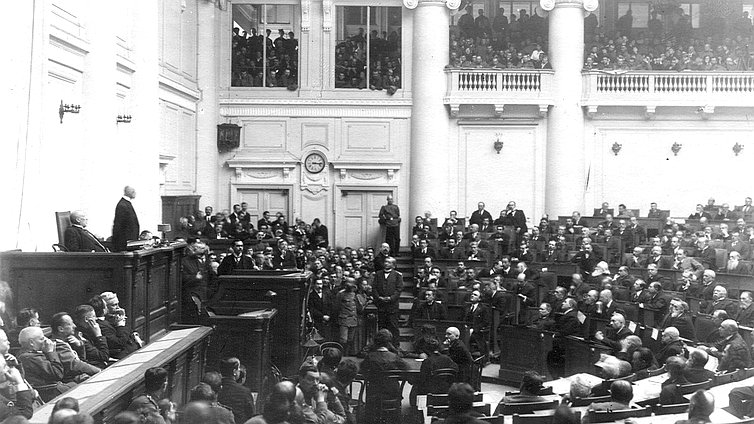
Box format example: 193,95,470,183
498,326,554,384
29,326,212,423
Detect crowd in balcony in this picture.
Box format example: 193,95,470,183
231,28,299,88
583,10,754,71
448,6,551,69
335,29,402,91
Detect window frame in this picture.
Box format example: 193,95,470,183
333,4,404,92
230,1,301,89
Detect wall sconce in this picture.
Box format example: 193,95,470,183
58,100,81,123
116,115,132,124
611,142,622,156
671,142,682,156
733,142,744,156
493,135,504,154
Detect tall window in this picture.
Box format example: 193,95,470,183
617,2,650,28
679,3,700,29
231,4,300,88
335,6,402,90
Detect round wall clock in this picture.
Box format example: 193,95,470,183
304,152,326,174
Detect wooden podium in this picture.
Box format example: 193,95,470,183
211,271,311,377
0,243,186,341
498,325,554,385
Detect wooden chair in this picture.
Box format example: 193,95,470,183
427,392,483,407
585,406,651,423
676,379,712,395
470,355,486,391
652,402,690,415
55,211,72,245
52,243,69,252
430,367,458,391
569,395,611,407
712,370,739,386
427,403,491,418
512,411,582,424
504,387,554,397
499,399,558,415
647,365,666,377
477,416,504,424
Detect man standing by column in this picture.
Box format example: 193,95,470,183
379,195,401,255
112,186,140,252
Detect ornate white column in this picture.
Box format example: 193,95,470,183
406,0,458,222
541,0,597,216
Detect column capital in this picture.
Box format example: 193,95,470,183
403,0,460,11
540,0,598,12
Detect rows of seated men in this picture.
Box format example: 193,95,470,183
173,203,329,249
583,19,754,71
42,357,259,423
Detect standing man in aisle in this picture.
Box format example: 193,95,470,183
112,186,140,251
372,257,402,345
379,195,401,255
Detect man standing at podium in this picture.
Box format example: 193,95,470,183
112,186,140,252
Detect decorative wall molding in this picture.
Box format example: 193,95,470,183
322,0,333,31
331,161,401,181
220,101,412,118
227,156,296,181
158,154,176,186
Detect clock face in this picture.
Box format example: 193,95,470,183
304,153,326,174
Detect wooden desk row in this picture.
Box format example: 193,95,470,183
29,326,212,424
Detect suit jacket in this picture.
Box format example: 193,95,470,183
645,292,669,313
655,340,685,365
631,289,650,303
440,246,464,260
217,254,256,276
99,319,140,359
308,290,332,325
446,339,473,383
723,261,753,275
372,269,403,312
218,377,255,424
464,303,490,333
698,246,717,270
726,241,751,259
630,224,647,244
112,197,139,251
553,309,582,336
64,225,107,252
469,210,493,228
413,247,437,260
705,298,739,317
660,312,696,341
571,251,601,275
411,301,448,323
737,304,754,327
719,333,752,372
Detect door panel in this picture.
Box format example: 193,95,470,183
337,190,392,249
237,189,289,225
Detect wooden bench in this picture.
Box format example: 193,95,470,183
29,326,212,423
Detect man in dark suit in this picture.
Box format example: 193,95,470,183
464,290,490,357
308,279,333,339
500,201,528,235
628,216,647,245
571,211,588,227
439,238,463,260
410,289,448,325
445,327,473,383
412,239,436,260
217,357,255,424
469,202,493,228
643,282,670,322
715,203,737,221
112,186,139,251
660,299,696,341
217,240,256,275
704,285,739,317
571,244,601,277
64,210,108,252
593,202,613,217
631,279,651,303
601,229,622,264
257,211,272,230
538,240,565,262
737,291,754,327
594,312,632,354
372,257,402,344
697,239,717,270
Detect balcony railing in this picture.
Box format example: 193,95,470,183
582,71,754,115
444,68,554,117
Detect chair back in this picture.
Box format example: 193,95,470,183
652,402,689,415
569,395,611,407
427,392,483,407
647,365,666,377
477,416,504,424
677,379,712,395
499,399,558,415
430,367,458,392
55,211,72,245
586,406,651,423
694,314,719,341
712,370,739,386
512,411,582,424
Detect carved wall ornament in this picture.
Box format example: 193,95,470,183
244,170,277,179
301,0,311,32
322,0,333,31
350,171,382,180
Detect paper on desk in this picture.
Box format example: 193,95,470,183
651,328,659,340
628,321,637,333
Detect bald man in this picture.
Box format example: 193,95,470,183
713,320,752,372
112,185,140,251
64,211,108,252
18,327,76,401
655,327,684,366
